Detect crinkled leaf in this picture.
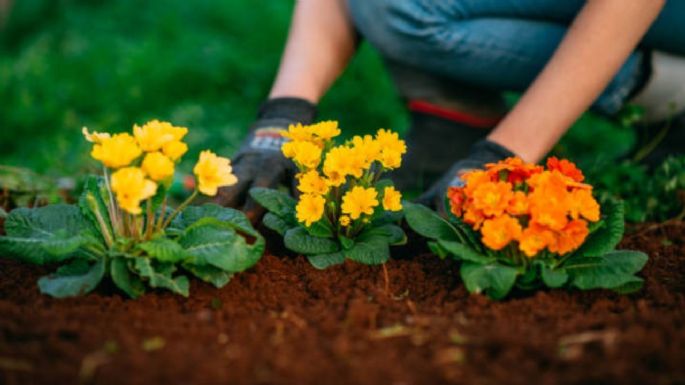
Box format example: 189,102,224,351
110,257,145,298
248,187,297,219
284,227,339,255
78,176,112,240
171,204,259,238
132,257,189,296
344,235,389,265
360,224,406,245
437,240,492,263
263,213,292,236
38,259,106,298
541,266,569,288
575,199,625,257
404,202,461,242
183,263,233,288
308,252,345,270
137,237,188,263
460,262,520,300
0,204,102,264
179,222,264,273
565,250,648,290
306,219,334,238
339,235,354,250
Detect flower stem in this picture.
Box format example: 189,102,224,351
145,199,154,240
155,196,168,233
102,167,121,237
162,189,198,229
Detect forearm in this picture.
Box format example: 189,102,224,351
269,0,358,103
488,0,664,163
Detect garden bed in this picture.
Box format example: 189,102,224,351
1,222,684,385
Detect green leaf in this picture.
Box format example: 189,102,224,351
284,227,339,255
541,266,569,288
575,199,625,257
460,262,519,300
344,235,390,265
371,209,404,226
360,224,406,245
132,257,189,296
338,235,354,250
611,276,644,294
565,250,648,291
427,241,449,259
183,263,233,288
110,257,145,298
404,202,460,242
172,204,260,237
437,240,492,263
38,259,106,298
137,238,188,263
78,176,112,239
306,219,334,238
248,187,297,219
0,204,102,264
307,252,345,270
179,222,264,273
263,212,292,236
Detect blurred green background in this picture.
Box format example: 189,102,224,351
0,0,635,177
5,0,684,223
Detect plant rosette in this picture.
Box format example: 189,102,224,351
249,121,407,269
0,121,264,298
405,157,648,300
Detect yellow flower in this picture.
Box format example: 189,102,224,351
141,152,175,182
193,150,238,196
310,121,341,140
110,167,157,214
297,170,329,195
133,120,178,152
382,186,402,211
91,133,142,168
296,193,325,226
323,145,364,182
375,129,406,155
162,140,188,161
378,149,403,169
351,135,381,168
82,127,111,144
281,123,315,142
339,215,351,227
341,186,378,220
282,141,322,169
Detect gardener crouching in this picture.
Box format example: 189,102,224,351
215,0,685,219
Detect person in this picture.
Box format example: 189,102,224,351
216,0,685,218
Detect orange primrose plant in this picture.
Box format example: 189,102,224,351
405,157,648,299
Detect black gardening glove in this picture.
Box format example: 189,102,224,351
215,97,317,221
417,139,515,213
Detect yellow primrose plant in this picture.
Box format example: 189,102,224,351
0,120,264,298
249,121,407,269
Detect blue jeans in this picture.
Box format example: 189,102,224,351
348,0,685,115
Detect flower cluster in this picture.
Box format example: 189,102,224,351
281,121,405,234
84,120,237,215
447,157,600,258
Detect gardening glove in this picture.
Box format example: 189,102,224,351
417,139,514,213
214,97,317,221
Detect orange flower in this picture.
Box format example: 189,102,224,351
463,206,486,230
447,186,466,217
507,191,528,216
569,189,600,222
518,223,555,257
486,157,543,184
548,219,589,255
480,214,522,250
471,181,513,217
546,156,584,182
462,170,493,197
528,171,571,231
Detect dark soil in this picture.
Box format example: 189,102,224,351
1,223,684,385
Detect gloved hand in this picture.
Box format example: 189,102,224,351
417,139,514,213
214,97,317,221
